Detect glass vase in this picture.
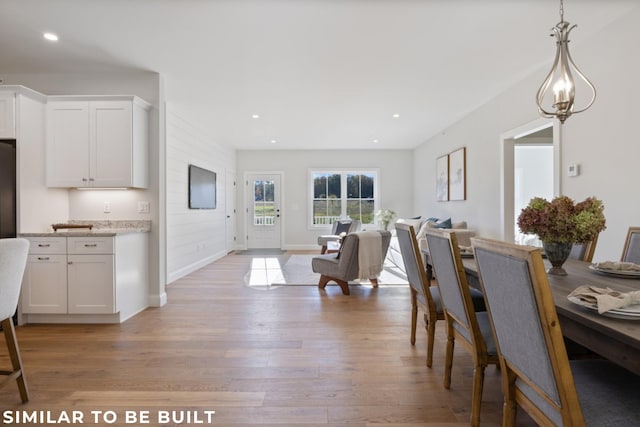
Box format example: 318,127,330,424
542,240,573,276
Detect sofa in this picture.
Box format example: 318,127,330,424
386,217,475,274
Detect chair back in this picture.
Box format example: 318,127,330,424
0,238,30,320
425,230,485,352
395,223,436,312
621,227,640,264
331,219,361,236
568,235,598,263
472,237,585,426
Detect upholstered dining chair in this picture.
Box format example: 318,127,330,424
317,219,361,254
425,229,497,427
568,235,598,263
395,222,445,368
0,238,30,403
472,237,640,426
312,230,390,295
621,226,640,264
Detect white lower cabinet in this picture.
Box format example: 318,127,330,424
21,234,148,323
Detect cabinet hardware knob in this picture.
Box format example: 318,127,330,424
68,261,73,265
82,178,88,182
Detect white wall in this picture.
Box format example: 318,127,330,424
237,149,414,249
413,6,640,261
166,107,236,283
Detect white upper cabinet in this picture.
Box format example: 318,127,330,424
46,96,150,188
0,91,16,138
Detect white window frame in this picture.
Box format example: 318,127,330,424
308,168,380,229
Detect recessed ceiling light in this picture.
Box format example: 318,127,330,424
251,114,260,119
43,32,59,42
372,139,379,144
270,140,277,144
392,113,400,118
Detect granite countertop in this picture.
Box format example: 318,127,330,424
20,220,151,237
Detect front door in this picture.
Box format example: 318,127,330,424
246,173,282,249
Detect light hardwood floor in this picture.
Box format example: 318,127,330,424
0,251,536,426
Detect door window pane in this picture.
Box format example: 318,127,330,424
254,180,276,226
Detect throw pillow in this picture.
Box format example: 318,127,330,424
434,218,452,229
396,217,422,230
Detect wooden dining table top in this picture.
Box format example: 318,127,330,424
460,256,640,375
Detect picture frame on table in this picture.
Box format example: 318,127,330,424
449,147,466,201
436,154,449,202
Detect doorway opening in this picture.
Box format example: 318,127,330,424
500,119,560,243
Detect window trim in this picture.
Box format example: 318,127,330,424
308,168,380,229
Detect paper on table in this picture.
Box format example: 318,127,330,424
568,285,640,314
592,261,640,271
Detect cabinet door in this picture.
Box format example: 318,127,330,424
46,101,90,187
21,254,68,314
90,101,133,187
0,92,15,138
67,254,115,314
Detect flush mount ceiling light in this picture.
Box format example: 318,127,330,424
251,114,260,119
536,0,596,124
43,32,58,41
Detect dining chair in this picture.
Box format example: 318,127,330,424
472,237,640,426
425,229,497,427
0,238,31,403
568,235,598,263
621,226,640,264
395,222,445,368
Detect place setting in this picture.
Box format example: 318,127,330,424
588,260,640,278
568,285,640,320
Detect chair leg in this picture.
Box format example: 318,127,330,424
1,318,29,403
443,322,454,389
470,364,486,427
369,278,378,288
410,292,417,345
426,313,436,368
317,275,350,295
320,245,327,254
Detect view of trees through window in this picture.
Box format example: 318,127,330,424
312,171,376,225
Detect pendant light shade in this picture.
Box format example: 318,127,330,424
536,0,596,124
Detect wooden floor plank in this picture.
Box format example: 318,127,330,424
0,251,536,426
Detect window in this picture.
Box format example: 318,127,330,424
310,169,378,227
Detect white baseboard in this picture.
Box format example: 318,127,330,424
167,250,228,284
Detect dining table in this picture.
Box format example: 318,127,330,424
458,256,640,375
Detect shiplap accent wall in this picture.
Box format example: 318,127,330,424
166,107,236,283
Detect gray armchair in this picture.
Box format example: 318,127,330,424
317,220,361,254
312,230,391,295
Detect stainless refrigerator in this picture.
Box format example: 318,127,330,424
0,139,17,238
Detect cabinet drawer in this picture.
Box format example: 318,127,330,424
67,237,114,254
25,237,67,254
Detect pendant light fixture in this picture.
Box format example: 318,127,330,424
536,0,596,124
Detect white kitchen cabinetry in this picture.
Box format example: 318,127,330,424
46,96,150,188
0,91,16,138
67,236,115,314
21,237,68,314
20,233,148,323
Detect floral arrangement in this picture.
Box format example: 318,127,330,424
517,196,606,244
375,209,396,230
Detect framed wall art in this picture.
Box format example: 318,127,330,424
436,154,449,202
448,147,466,201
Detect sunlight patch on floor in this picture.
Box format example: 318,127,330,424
246,257,285,287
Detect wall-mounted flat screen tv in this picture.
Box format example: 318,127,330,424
189,164,216,209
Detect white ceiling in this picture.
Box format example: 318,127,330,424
0,0,636,150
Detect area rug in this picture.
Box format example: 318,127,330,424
269,253,409,286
